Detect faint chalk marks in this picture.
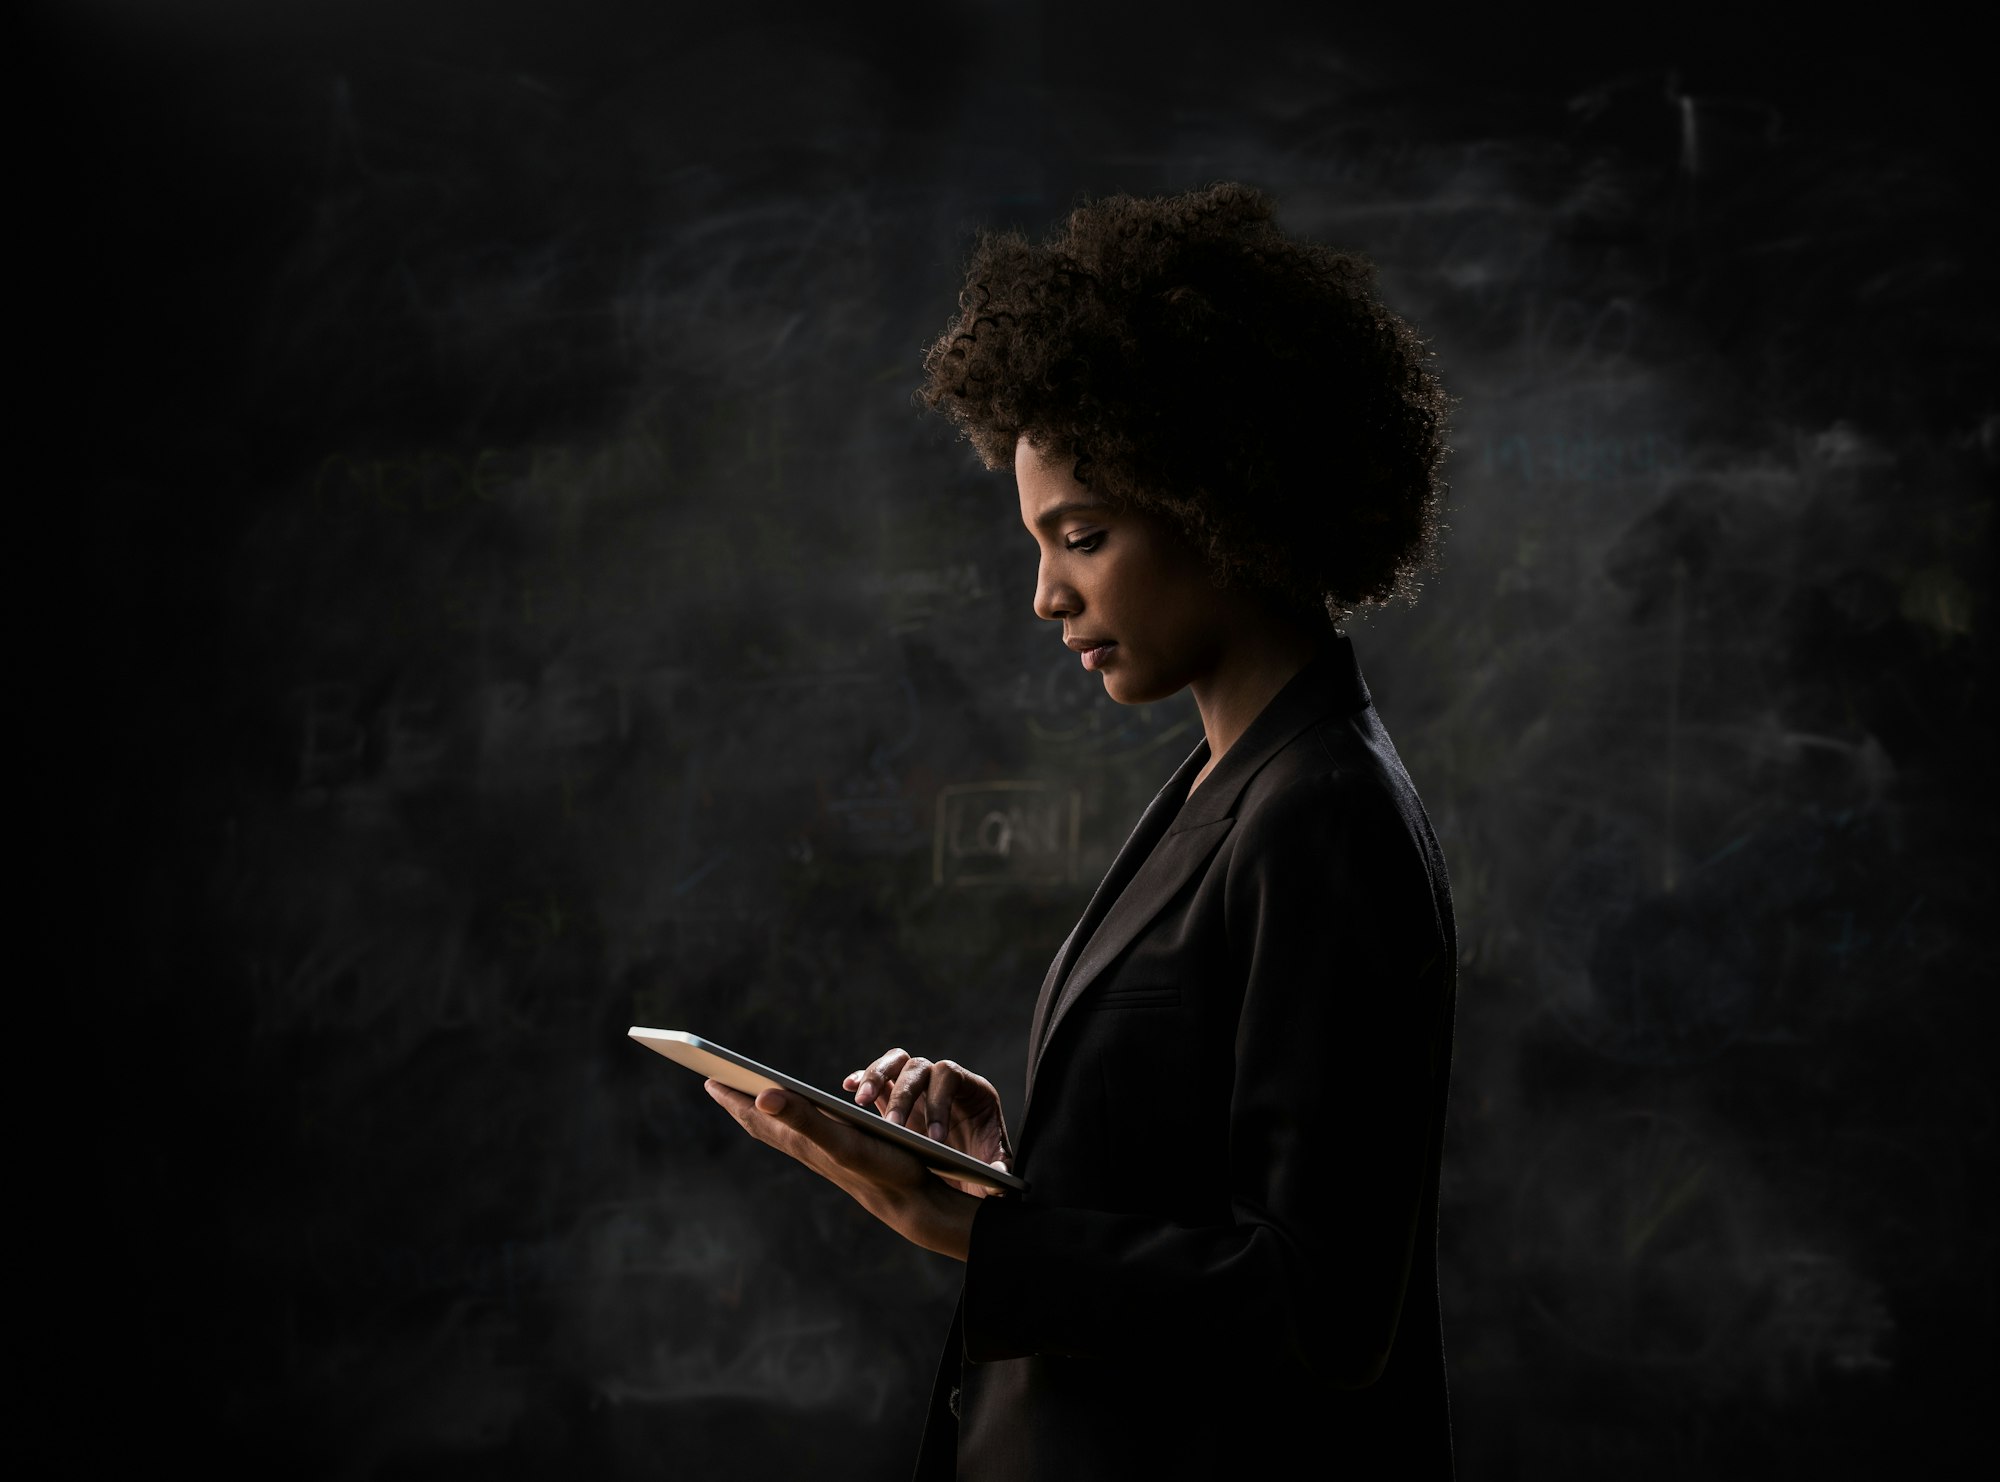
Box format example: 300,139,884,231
1099,714,1201,768
1009,657,1201,763
601,1318,894,1416
823,774,921,850
713,663,929,855
669,748,728,896
567,1198,896,1416
669,852,732,897
815,664,925,850
859,561,987,628
1536,828,1760,1065
933,782,1080,887
1515,1112,1897,1393
1515,1112,1752,1365
1010,659,1100,742
1476,426,1687,487
1661,558,1688,892
1758,1250,1895,1396
245,935,376,1039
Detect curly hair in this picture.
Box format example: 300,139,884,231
917,182,1451,623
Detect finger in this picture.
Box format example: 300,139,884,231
706,1083,810,1153
882,1057,934,1127
757,1088,872,1155
731,1086,836,1162
706,1079,783,1148
844,1049,911,1109
885,1086,931,1132
926,1060,966,1143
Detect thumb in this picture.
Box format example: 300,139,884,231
754,1088,832,1142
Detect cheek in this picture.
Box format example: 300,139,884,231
1127,536,1214,618
1155,585,1222,649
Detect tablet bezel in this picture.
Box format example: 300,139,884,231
629,1027,1027,1196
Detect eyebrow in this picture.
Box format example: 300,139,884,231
1028,500,1109,531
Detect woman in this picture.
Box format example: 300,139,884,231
706,182,1458,1479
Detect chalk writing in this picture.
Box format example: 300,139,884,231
933,782,1080,887
1478,430,1687,485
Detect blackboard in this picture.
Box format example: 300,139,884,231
64,2,1993,1476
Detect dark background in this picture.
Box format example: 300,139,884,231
58,0,1993,1475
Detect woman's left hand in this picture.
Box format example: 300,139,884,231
704,1081,981,1260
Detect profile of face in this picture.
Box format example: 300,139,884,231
1015,434,1235,705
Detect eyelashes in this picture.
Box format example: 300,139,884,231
1064,532,1105,553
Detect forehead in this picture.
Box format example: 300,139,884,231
1014,436,1101,527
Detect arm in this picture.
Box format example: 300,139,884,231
962,774,1449,1386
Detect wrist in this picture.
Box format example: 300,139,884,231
908,1182,979,1261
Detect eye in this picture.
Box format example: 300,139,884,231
1064,531,1105,553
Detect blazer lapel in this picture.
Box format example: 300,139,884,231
1021,637,1375,1114
1023,738,1211,1068
1024,813,1236,1107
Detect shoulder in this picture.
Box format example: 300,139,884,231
1231,704,1424,859
1217,705,1454,989
1217,699,1450,952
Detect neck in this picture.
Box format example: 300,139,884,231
1187,615,1327,782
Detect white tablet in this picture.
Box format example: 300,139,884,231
630,1027,1027,1195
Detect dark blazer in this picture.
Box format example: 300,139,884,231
913,636,1458,1481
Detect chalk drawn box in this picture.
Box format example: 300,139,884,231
932,781,1081,887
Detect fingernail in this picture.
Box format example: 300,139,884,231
886,1110,903,1126
929,1122,946,1142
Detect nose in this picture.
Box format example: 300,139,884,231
1033,553,1078,623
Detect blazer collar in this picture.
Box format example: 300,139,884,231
1168,633,1372,834
1020,635,1372,1119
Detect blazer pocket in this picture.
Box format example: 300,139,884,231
1090,983,1182,1010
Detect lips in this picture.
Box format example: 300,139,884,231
1066,637,1118,672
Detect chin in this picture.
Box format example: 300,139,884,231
1101,667,1184,706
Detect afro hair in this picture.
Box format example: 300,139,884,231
918,182,1451,623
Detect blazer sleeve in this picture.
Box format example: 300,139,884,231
960,768,1449,1387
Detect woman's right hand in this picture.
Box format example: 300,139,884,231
843,1048,1014,1196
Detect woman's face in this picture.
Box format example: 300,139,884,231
1015,435,1231,705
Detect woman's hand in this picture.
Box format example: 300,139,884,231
843,1049,1014,1197
703,1081,980,1259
